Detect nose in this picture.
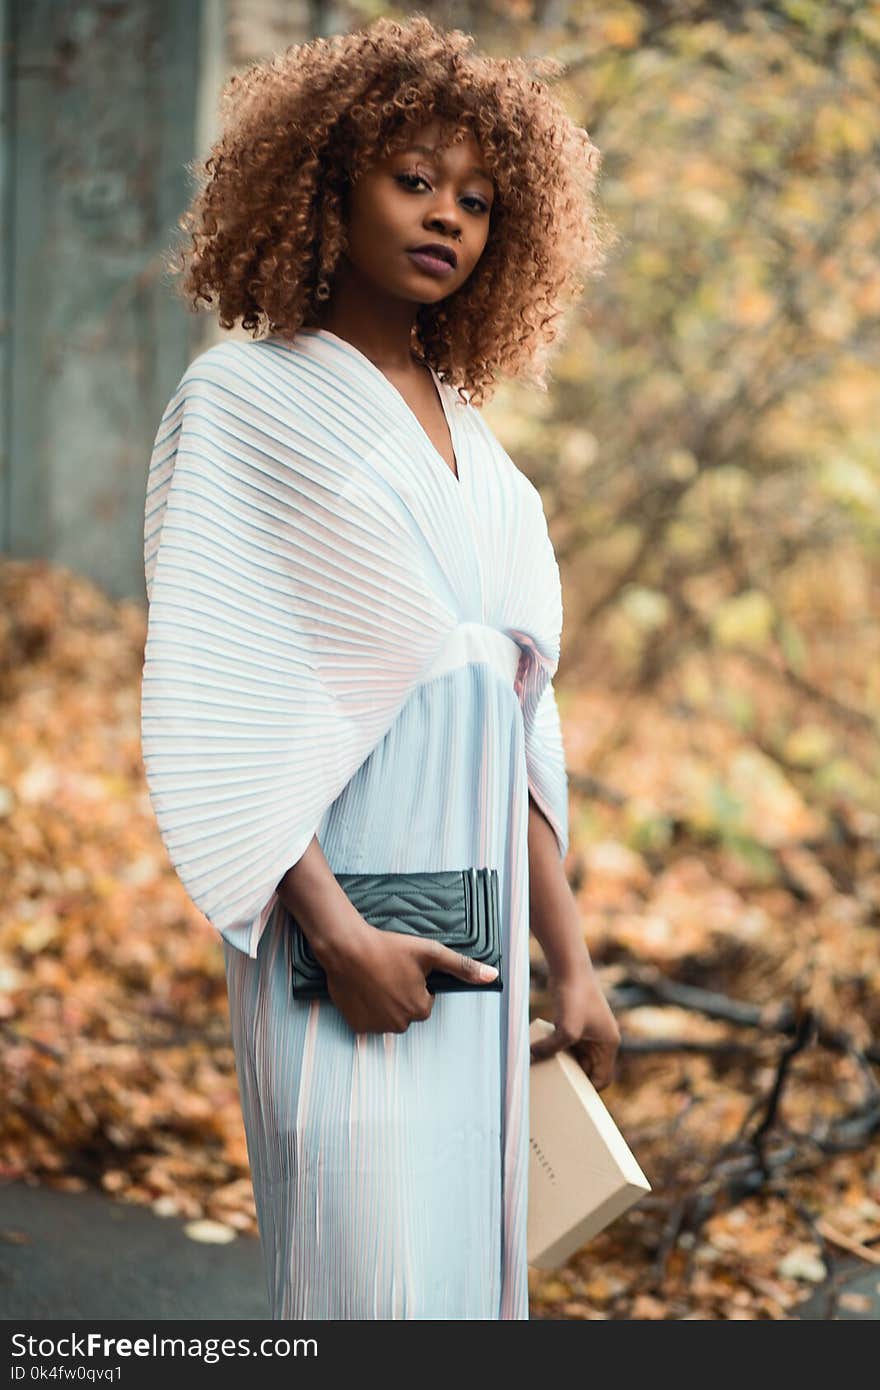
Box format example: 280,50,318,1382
425,214,461,246
424,196,462,239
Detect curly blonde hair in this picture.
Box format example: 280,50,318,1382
168,13,616,405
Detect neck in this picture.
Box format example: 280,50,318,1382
309,259,423,371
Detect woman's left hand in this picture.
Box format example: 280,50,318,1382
530,962,621,1091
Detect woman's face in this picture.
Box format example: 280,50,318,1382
342,120,495,307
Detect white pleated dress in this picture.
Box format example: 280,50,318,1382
140,328,570,1320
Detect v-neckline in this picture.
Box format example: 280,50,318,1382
299,327,463,487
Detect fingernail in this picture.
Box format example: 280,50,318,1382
480,964,498,980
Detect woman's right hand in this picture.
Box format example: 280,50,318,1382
276,839,497,1036
321,918,498,1035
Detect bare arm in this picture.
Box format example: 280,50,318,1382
527,792,593,978
527,792,621,1088
274,839,497,1035
276,837,368,970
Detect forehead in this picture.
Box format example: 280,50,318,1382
401,118,479,149
389,121,491,179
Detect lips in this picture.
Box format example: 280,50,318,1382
409,242,457,268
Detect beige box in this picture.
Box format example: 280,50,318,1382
527,1016,651,1270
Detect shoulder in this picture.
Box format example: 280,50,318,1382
168,338,324,443
162,338,382,497
176,338,278,402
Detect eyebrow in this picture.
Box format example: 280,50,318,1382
403,143,493,185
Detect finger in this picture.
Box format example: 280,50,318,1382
587,1058,615,1091
415,989,435,1022
425,941,499,984
573,1043,617,1091
530,1030,565,1062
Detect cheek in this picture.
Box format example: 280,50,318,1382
345,188,402,259
466,226,492,268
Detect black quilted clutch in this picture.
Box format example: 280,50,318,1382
289,866,502,1000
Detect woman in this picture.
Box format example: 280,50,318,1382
141,15,620,1320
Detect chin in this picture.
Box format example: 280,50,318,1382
401,270,458,298
389,281,452,307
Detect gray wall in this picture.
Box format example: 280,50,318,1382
1,0,202,600
0,0,352,600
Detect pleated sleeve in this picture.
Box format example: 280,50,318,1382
140,345,456,958
524,677,570,861
510,468,570,862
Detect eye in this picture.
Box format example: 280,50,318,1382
394,171,490,215
395,171,430,193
